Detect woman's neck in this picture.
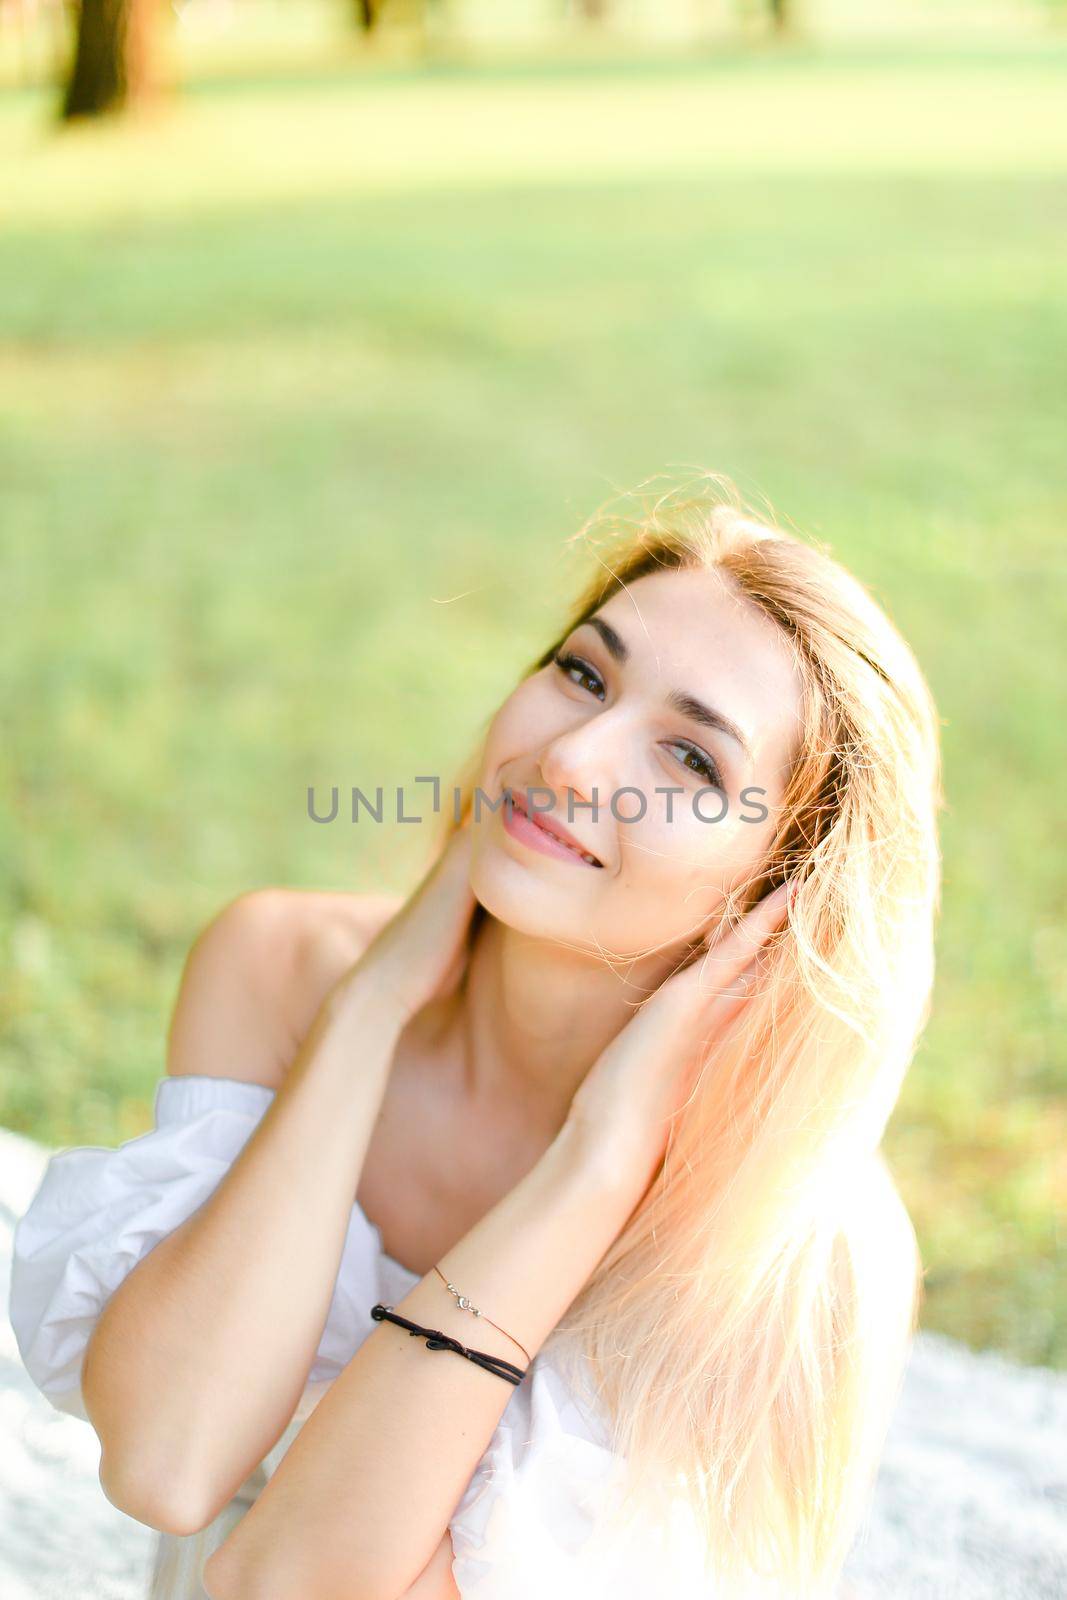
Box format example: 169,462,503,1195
438,912,686,1145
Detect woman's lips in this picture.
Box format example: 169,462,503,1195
501,794,604,868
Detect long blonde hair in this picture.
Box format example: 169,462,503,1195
438,472,942,1596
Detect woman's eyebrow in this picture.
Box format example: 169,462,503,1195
580,614,753,760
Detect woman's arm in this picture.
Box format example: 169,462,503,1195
202,1124,641,1600
398,1532,462,1600
88,833,476,1532
201,875,791,1600
87,969,410,1534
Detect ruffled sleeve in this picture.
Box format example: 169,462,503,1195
447,1344,718,1600
9,1074,383,1423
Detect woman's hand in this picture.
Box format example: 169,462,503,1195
333,822,478,1027
562,882,793,1196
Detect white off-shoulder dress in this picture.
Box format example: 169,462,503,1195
9,1073,721,1599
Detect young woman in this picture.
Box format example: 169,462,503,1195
11,473,942,1600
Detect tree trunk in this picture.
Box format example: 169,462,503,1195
62,0,152,120
353,0,381,30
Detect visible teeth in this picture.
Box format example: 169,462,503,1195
552,832,598,865
521,803,599,865
555,835,598,866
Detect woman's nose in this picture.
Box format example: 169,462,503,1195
539,730,613,817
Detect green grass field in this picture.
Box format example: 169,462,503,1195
1,38,1064,1365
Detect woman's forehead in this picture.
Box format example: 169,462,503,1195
593,566,805,762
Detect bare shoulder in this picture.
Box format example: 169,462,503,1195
165,888,405,1092
280,888,406,1052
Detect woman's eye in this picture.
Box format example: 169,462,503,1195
668,741,725,792
552,651,605,701
553,652,725,790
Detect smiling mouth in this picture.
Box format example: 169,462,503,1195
507,793,604,868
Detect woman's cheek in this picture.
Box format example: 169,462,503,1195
483,687,558,775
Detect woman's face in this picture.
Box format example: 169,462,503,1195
470,565,805,964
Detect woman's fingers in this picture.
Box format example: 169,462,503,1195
353,823,478,1020
716,952,762,1005
637,880,793,1044
693,881,791,1001
422,824,477,938
564,881,795,1174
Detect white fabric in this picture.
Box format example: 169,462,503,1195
9,1073,716,1597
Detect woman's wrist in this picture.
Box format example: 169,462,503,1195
545,1116,650,1211
323,964,414,1042
278,968,412,1112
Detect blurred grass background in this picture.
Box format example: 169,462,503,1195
1,2,1064,1366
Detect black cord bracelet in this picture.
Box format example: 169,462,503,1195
371,1303,528,1386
